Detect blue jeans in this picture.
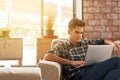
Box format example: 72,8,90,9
104,69,120,80
70,57,120,80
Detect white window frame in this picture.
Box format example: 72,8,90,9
73,0,82,19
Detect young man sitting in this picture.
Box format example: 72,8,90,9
43,18,120,80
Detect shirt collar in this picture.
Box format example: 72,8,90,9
67,39,84,47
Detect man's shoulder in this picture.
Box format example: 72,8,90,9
52,38,69,46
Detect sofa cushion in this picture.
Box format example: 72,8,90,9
0,67,41,80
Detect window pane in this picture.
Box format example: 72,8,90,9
43,0,73,38
11,0,41,65
0,0,78,66
0,0,7,29
0,0,18,65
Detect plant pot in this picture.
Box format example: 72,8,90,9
44,30,54,36
1,30,9,38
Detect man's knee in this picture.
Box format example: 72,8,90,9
104,69,120,80
109,57,120,63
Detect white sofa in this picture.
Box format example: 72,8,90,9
38,60,61,80
38,39,66,80
0,67,42,80
38,39,120,80
0,38,42,80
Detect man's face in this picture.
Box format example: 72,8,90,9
68,26,83,43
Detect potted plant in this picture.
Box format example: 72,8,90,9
0,27,10,38
44,11,55,36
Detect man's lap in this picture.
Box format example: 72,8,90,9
70,57,120,80
104,69,120,80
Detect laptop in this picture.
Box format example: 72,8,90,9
84,45,114,66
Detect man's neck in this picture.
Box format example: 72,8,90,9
69,39,80,46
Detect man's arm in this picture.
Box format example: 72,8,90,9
104,39,115,45
43,53,84,66
104,39,120,54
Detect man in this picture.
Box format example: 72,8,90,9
43,18,120,80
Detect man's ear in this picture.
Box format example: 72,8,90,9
68,29,71,35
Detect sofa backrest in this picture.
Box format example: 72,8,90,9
51,38,68,47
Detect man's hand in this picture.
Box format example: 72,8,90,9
114,41,120,55
70,60,85,66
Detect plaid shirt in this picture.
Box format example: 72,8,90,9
48,38,104,79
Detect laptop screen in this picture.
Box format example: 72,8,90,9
84,45,113,66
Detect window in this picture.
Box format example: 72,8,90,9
0,0,82,66
74,0,82,19
0,0,41,66
11,0,41,65
42,0,73,38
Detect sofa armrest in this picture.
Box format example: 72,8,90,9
37,60,61,80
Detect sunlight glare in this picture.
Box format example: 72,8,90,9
45,0,72,7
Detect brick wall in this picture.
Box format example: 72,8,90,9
82,0,120,39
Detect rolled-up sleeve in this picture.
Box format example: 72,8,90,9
88,38,105,45
47,43,64,56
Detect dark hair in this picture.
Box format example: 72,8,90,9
68,18,85,30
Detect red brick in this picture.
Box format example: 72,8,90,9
113,0,120,1
83,32,101,39
113,32,120,38
83,14,94,20
94,26,105,32
118,1,120,7
118,27,120,32
112,8,120,13
88,20,100,25
118,14,120,19
83,1,93,7
101,32,112,38
94,1,105,7
89,32,101,39
106,0,112,1
88,7,100,13
83,32,89,38
101,20,113,25
100,7,111,13
106,14,118,19
106,1,117,7
84,26,93,32
113,20,120,25
95,13,106,19
82,0,120,39
83,7,88,13
106,26,118,32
